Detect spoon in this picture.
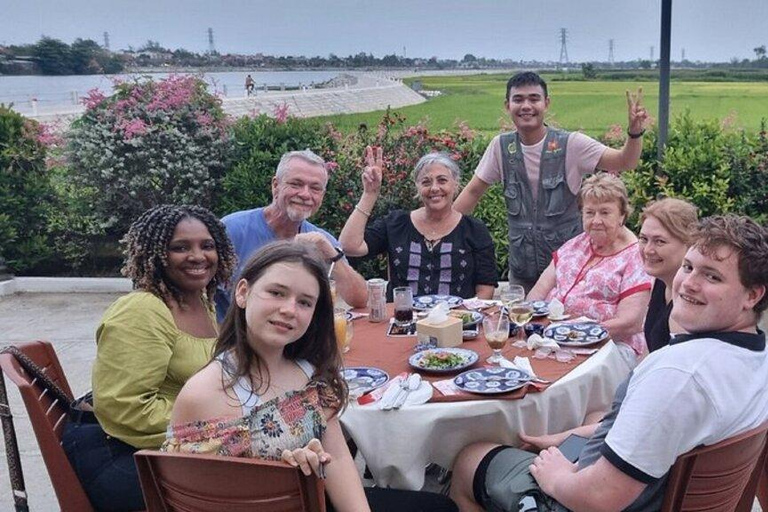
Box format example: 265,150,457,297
393,373,422,409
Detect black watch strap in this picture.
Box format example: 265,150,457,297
329,247,344,263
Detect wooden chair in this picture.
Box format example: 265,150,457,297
134,450,326,512
0,340,94,512
661,421,768,512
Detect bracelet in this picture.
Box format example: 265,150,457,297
627,129,646,139
354,205,371,217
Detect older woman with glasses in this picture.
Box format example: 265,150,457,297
528,173,652,365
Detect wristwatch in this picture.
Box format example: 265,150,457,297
627,129,646,139
329,247,345,263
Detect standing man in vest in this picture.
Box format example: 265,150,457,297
454,72,648,291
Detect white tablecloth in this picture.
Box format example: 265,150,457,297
339,341,630,490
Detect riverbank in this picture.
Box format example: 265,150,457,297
20,72,427,127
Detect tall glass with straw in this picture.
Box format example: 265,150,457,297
483,313,510,364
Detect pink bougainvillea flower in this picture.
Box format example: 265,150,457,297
82,88,107,109
273,102,290,123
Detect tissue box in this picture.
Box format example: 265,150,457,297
416,316,463,348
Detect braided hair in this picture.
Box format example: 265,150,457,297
121,205,236,308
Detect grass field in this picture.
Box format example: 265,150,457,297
318,74,768,137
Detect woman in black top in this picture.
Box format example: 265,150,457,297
339,148,498,299
638,198,698,352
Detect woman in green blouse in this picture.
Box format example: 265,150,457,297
63,205,236,512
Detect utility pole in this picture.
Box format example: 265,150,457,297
558,28,569,69
608,39,615,65
650,46,655,62
681,48,685,61
207,27,215,54
658,0,672,163
103,31,110,51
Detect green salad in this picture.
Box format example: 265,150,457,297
418,351,465,369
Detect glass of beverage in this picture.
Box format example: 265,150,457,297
329,278,337,305
501,285,525,310
508,301,535,344
334,308,352,353
483,313,509,364
393,286,414,326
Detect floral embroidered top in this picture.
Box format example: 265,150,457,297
161,358,340,460
546,232,652,354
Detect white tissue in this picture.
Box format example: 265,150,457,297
424,302,450,324
526,333,560,351
548,298,565,318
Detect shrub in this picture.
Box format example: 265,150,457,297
610,112,738,230
65,75,233,241
218,112,335,217
0,106,54,272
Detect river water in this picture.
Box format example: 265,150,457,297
0,70,342,114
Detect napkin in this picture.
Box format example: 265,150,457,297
526,333,560,351
548,298,565,318
500,356,536,378
462,297,502,311
424,302,450,324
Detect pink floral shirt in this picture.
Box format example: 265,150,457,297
546,233,652,354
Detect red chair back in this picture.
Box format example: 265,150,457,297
134,450,326,512
661,421,768,512
0,340,94,511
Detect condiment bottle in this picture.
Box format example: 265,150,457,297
366,278,387,323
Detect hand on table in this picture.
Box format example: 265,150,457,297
529,446,578,496
362,145,383,196
626,87,649,135
281,438,331,478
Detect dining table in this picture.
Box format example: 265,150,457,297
339,304,633,490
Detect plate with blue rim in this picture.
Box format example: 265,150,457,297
453,367,532,394
409,347,479,374
413,294,464,310
544,321,609,347
342,367,389,395
530,300,550,317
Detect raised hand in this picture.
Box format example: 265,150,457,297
626,87,649,135
281,438,332,478
362,145,383,196
294,232,337,261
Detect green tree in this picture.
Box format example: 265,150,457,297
33,37,72,75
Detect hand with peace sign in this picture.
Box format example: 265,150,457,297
362,145,384,197
626,87,649,136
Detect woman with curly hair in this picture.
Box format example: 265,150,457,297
165,240,457,512
63,204,236,512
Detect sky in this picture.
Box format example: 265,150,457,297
2,0,767,63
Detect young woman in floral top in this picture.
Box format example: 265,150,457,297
165,240,457,512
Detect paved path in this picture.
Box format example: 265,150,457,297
27,73,426,128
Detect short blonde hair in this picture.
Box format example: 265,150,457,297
640,198,699,245
578,173,632,217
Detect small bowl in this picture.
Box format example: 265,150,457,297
462,330,479,340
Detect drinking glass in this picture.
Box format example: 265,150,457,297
508,301,535,344
483,314,509,364
334,308,352,353
393,286,414,326
501,285,525,310
329,278,337,305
